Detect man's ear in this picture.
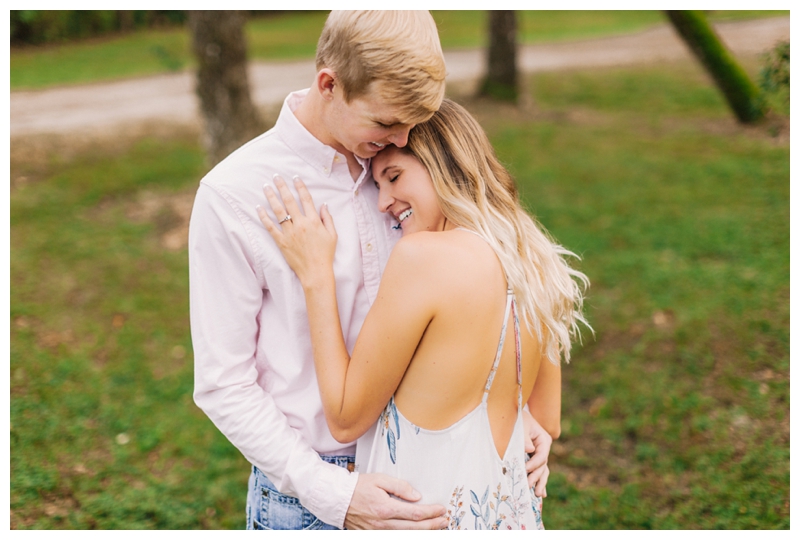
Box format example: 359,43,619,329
316,68,337,102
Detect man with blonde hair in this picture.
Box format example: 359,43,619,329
189,10,551,530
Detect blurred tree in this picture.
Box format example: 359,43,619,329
187,10,263,166
665,10,764,123
118,11,135,32
480,10,518,102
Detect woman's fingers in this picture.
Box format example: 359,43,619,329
273,175,303,220
262,183,291,226
320,203,337,239
292,177,320,219
256,204,283,243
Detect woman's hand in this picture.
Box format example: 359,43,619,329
257,175,337,289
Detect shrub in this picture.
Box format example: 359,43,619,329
758,40,790,116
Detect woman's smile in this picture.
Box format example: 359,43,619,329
372,146,445,235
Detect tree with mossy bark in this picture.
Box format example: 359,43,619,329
480,11,518,102
665,10,763,124
187,10,264,166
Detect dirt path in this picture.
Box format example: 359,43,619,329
10,17,788,138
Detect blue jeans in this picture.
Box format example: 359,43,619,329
246,455,355,530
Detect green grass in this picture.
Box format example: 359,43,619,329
10,10,789,90
10,136,249,529
10,57,788,528
468,59,788,529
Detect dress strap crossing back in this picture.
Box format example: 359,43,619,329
455,227,524,407
482,289,519,404
511,295,523,409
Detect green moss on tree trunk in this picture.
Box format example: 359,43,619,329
665,10,763,123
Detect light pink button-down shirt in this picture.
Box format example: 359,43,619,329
189,89,401,528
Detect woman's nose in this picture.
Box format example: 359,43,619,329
377,187,393,213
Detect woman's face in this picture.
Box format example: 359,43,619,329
371,146,446,236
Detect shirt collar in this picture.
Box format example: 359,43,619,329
275,88,369,180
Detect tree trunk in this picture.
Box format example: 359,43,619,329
480,10,518,102
665,10,763,124
117,11,134,32
187,10,263,166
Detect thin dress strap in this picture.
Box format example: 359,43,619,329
511,295,523,409
455,227,523,407
482,289,515,403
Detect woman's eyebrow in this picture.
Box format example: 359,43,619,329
376,164,396,178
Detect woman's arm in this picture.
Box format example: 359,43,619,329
527,354,562,439
304,238,436,442
258,177,435,443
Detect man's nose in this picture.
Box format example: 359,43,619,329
388,126,412,148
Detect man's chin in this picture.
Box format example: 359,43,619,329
354,151,375,160
357,143,387,159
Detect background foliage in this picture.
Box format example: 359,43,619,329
9,10,789,90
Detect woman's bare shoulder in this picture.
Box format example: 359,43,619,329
390,230,487,262
387,230,500,286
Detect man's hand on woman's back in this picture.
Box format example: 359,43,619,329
523,410,553,497
344,473,448,530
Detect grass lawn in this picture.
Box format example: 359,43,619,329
10,10,789,90
10,55,789,528
469,58,789,528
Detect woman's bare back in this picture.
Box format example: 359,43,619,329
393,229,541,456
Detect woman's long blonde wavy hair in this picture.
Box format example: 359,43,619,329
404,99,590,365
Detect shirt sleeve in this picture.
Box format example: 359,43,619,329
188,183,357,528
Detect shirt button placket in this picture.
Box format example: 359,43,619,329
353,189,380,303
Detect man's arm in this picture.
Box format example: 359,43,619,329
523,355,561,497
189,184,356,527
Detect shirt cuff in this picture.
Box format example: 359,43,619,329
306,462,359,529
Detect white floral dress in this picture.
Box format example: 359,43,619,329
363,287,545,530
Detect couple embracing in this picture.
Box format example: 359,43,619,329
189,10,587,531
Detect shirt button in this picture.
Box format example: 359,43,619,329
354,189,359,196
323,167,329,174
366,243,373,252
334,155,340,163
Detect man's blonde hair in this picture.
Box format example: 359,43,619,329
316,11,446,124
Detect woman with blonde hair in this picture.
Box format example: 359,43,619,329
258,98,588,530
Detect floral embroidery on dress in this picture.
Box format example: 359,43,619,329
378,398,401,464
530,492,545,530
445,457,539,530
501,457,529,525
446,487,466,530
469,484,510,530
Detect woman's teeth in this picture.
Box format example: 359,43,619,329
392,209,413,231
371,142,385,148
